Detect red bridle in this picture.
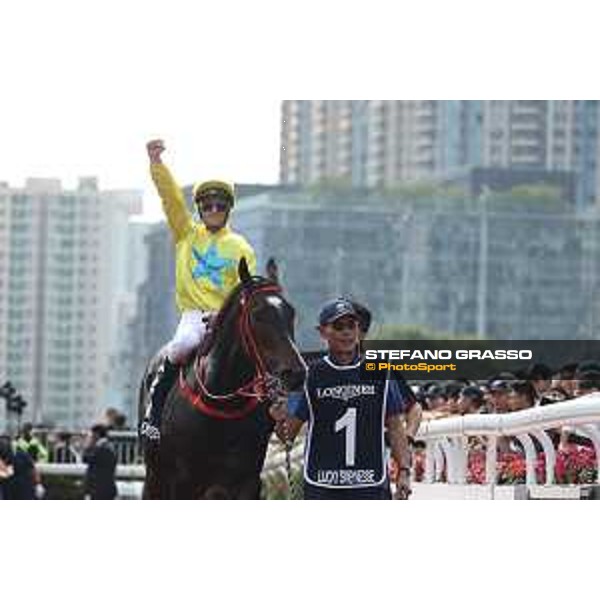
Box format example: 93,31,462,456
178,283,286,420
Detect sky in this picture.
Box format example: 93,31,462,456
1,1,597,221
0,2,285,220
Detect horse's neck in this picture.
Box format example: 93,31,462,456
202,308,254,395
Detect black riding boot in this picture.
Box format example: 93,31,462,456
141,357,179,442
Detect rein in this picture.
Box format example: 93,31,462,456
179,283,285,420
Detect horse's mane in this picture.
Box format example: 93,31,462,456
216,275,280,323
194,275,281,360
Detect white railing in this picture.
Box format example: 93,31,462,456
107,430,143,465
36,463,145,500
38,463,145,479
35,395,600,498
417,393,600,486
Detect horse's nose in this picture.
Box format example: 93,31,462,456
281,368,306,392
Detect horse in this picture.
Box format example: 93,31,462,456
138,257,306,499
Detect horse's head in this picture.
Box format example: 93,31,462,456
236,257,306,392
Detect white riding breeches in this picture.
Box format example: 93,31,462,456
166,310,209,364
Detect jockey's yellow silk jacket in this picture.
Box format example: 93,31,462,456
151,163,257,313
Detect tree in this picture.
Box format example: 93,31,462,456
369,323,481,341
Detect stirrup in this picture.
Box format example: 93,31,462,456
140,421,161,442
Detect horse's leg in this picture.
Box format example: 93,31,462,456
202,485,230,499
198,465,260,499
236,475,262,499
199,477,259,499
142,477,159,500
141,445,164,499
142,441,179,500
165,457,198,499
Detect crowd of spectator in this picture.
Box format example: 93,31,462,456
402,360,600,477
409,360,599,419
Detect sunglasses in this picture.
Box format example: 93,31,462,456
330,320,358,331
200,200,229,213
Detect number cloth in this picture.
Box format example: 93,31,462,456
290,354,404,489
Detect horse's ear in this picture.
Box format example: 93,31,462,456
238,257,251,285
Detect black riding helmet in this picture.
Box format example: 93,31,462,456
193,180,235,212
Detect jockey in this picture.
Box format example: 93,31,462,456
141,139,257,442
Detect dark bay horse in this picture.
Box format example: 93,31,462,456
138,258,306,499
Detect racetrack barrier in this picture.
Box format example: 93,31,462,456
34,394,600,499
417,393,600,485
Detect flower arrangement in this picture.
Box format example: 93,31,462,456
554,444,597,484
412,444,597,485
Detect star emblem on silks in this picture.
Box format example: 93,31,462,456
191,243,235,288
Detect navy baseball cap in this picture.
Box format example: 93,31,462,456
461,386,484,401
489,380,513,393
318,298,359,326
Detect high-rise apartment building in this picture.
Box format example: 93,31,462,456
124,223,178,422
280,100,600,207
0,177,141,430
480,100,600,206
280,100,482,187
108,219,154,424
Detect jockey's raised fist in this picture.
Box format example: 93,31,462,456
147,139,165,164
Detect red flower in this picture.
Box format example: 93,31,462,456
417,442,597,486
